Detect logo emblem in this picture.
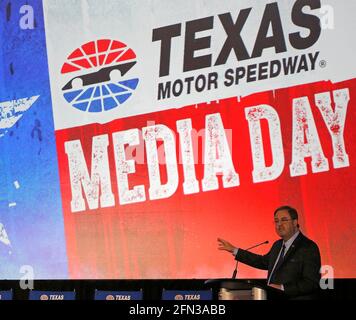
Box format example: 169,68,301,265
40,294,49,300
174,294,184,300
61,39,139,112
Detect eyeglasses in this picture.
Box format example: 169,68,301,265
273,218,293,225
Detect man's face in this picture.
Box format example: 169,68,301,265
274,210,298,241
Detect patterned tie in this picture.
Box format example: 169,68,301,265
269,244,286,283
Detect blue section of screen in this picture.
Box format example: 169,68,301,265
0,0,68,279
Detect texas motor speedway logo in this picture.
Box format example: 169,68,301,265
61,39,139,112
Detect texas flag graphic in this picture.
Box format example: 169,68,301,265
0,0,67,279
0,96,39,138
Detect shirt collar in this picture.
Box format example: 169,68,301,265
283,230,300,252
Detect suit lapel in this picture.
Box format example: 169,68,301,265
276,232,304,271
268,240,283,276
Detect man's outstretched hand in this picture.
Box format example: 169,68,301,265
217,238,236,253
268,284,283,290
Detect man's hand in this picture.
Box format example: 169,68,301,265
268,284,283,290
217,238,236,253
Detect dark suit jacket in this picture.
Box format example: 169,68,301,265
235,232,321,299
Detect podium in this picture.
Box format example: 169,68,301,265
204,279,268,300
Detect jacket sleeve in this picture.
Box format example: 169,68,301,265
235,248,271,270
283,242,321,297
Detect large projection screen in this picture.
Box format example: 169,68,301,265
0,0,355,279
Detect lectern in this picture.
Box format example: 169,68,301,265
204,279,268,300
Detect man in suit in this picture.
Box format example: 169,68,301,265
218,206,321,299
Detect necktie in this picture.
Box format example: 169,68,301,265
269,244,286,283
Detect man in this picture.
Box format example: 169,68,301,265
218,206,321,299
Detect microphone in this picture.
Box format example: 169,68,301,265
232,240,269,279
